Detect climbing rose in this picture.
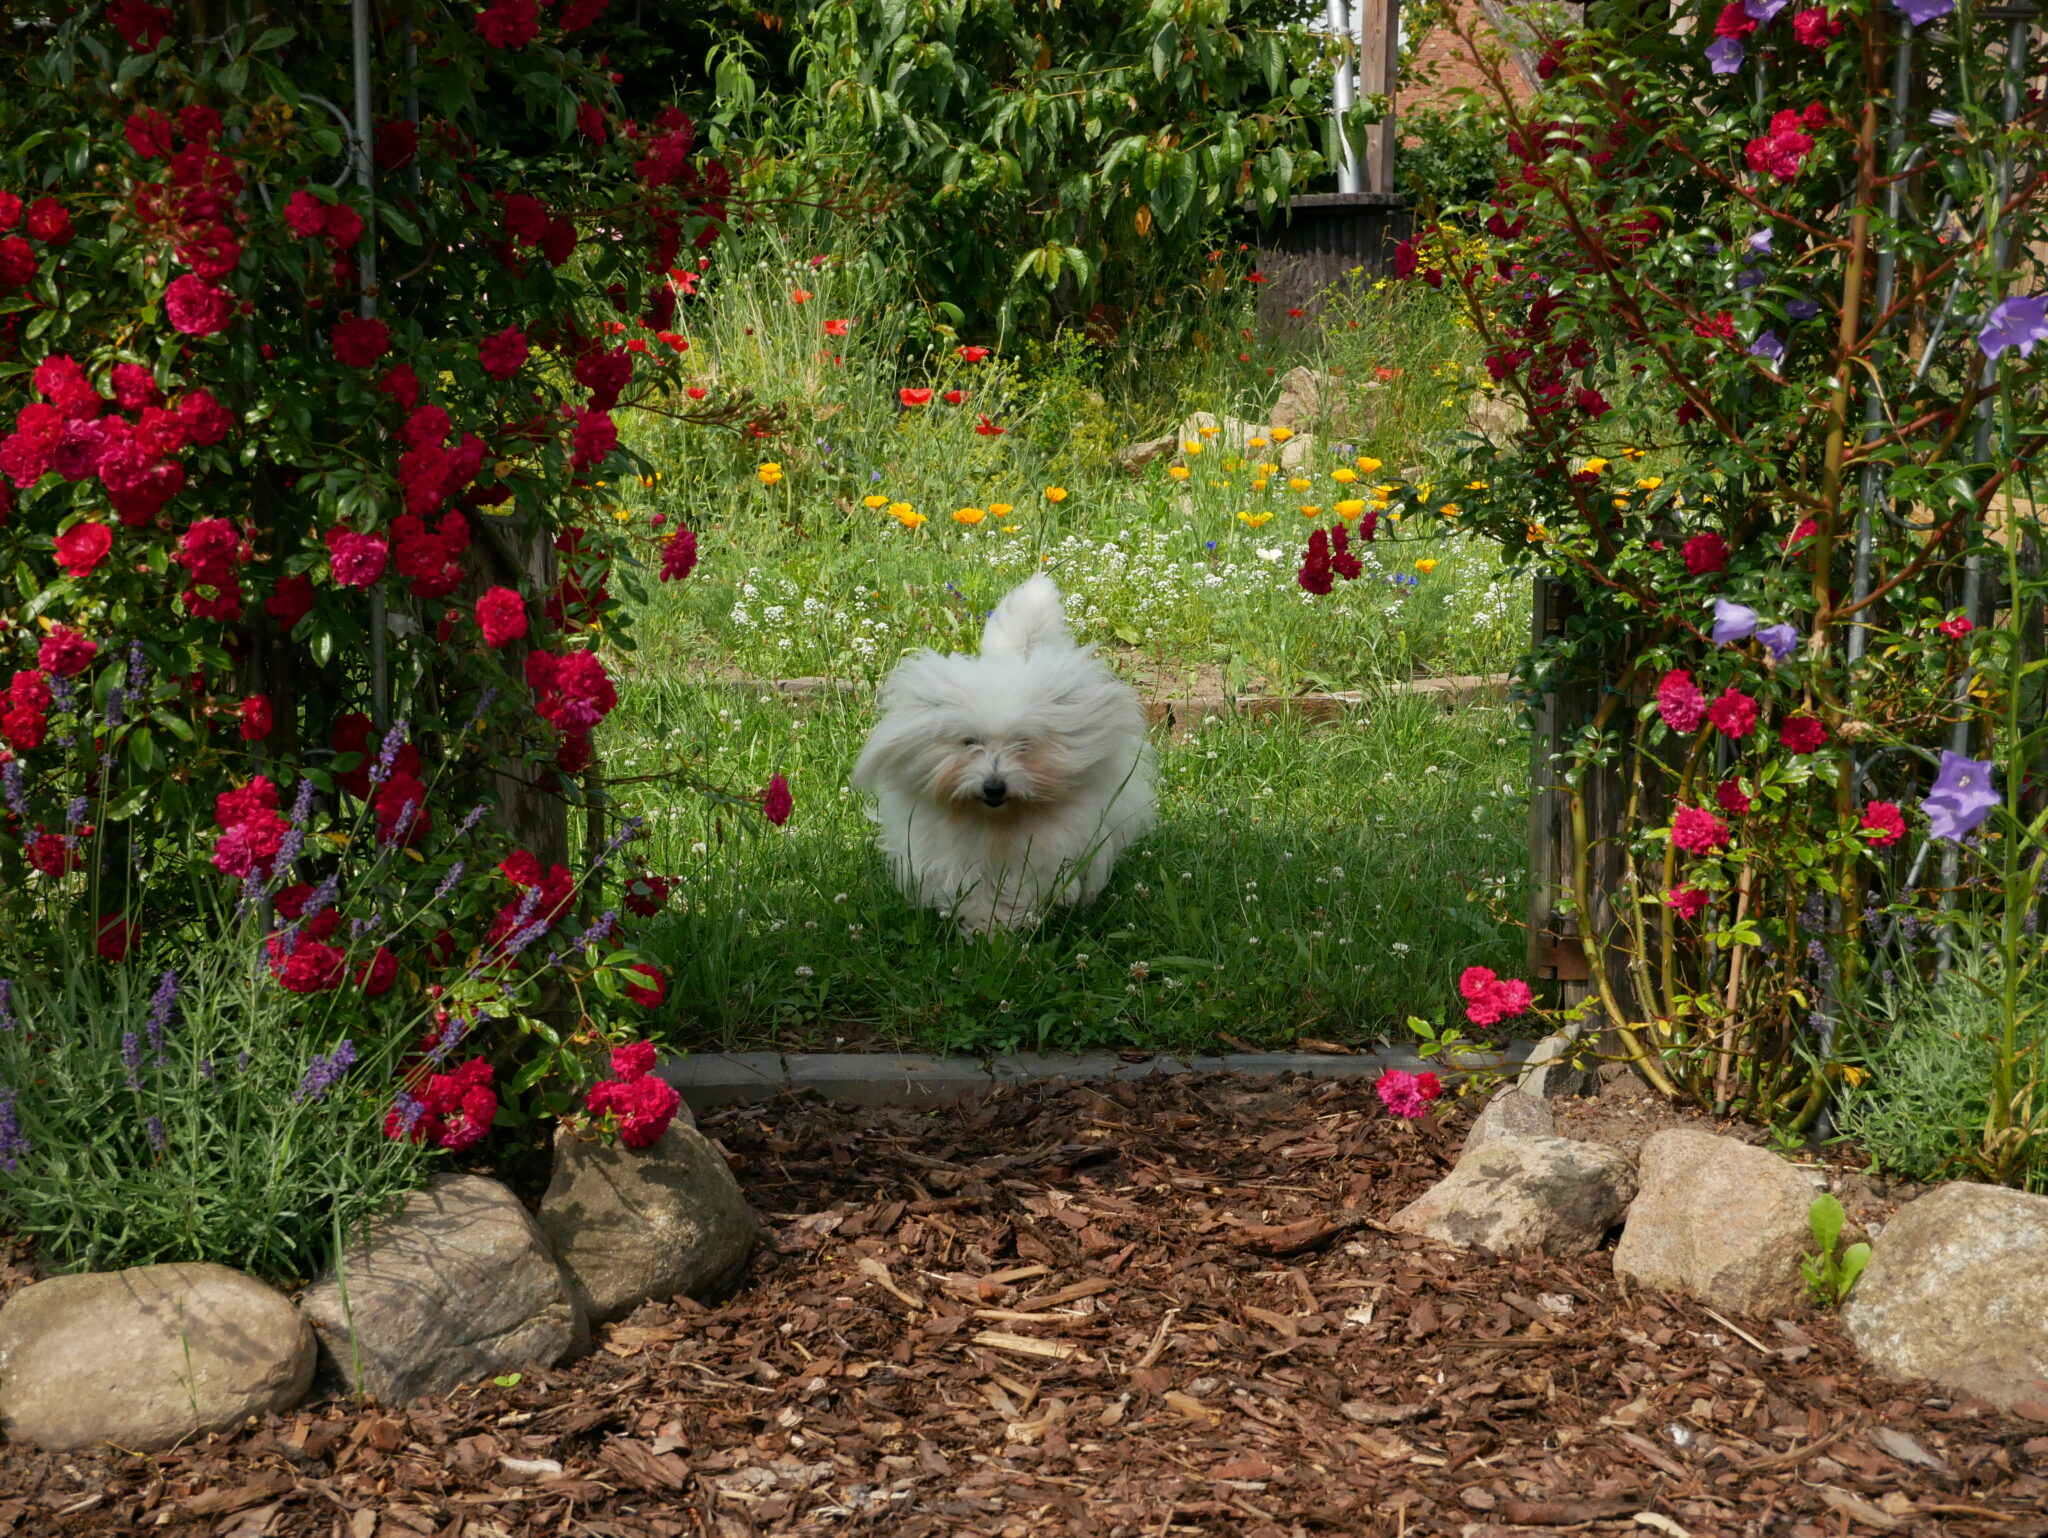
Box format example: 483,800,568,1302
1656,670,1708,733
108,0,174,50
1746,110,1817,182
24,198,72,245
326,527,388,588
164,275,231,336
0,237,35,288
1716,779,1753,816
111,364,161,411
477,325,529,380
175,388,234,445
266,573,315,630
1671,806,1732,854
37,626,97,677
1374,1068,1443,1120
358,947,399,997
331,315,390,368
386,1058,497,1151
54,521,113,579
1938,615,1974,639
1707,686,1759,739
1792,7,1843,45
1779,714,1827,753
659,526,698,583
624,873,670,917
96,914,138,962
1668,885,1710,920
586,1070,679,1147
1860,800,1906,847
762,773,793,826
570,408,617,470
476,587,528,646
125,107,174,159
625,963,667,1009
238,694,274,741
1458,966,1533,1028
475,0,540,48
1682,532,1729,575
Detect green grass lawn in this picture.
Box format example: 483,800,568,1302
598,228,1531,1056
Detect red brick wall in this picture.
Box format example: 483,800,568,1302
1401,0,1537,116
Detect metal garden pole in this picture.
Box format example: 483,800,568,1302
1327,0,1359,194
352,0,390,733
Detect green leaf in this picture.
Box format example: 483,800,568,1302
251,25,297,51
127,728,156,774
1808,1192,1845,1254
492,1373,523,1388
380,208,421,246
1838,1242,1872,1297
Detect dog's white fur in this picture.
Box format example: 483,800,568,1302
851,575,1157,933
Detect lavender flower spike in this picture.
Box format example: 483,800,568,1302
0,979,15,1032
1711,599,1760,645
295,1040,359,1102
1706,37,1745,74
1,761,24,819
370,719,410,786
0,1088,28,1170
147,1116,167,1153
1923,750,1999,841
1978,295,2048,361
1757,623,1799,662
121,1030,144,1087
145,970,179,1057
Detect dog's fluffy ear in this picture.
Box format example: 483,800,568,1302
980,574,1071,657
851,649,953,792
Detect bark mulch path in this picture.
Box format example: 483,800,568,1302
3,1073,2045,1538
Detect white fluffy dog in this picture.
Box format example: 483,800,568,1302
851,575,1156,933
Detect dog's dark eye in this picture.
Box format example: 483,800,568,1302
962,737,981,748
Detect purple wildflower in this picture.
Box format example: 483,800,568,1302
434,861,467,903
106,685,126,727
121,1031,143,1088
0,979,14,1031
429,1014,467,1063
1978,295,2048,361
0,1088,26,1170
48,674,76,714
1893,0,1954,23
1744,0,1790,20
289,777,315,827
303,874,340,921
576,910,620,948
147,1115,167,1152
1736,269,1768,290
1749,330,1786,366
295,1039,358,1102
349,912,383,939
65,795,89,828
1757,623,1799,661
1712,599,1760,645
1787,296,1819,321
504,919,550,959
1923,750,1999,841
459,803,488,835
393,1090,428,1135
2,761,24,819
1706,37,1744,74
1747,228,1774,255
199,1059,216,1080
127,641,148,693
370,720,409,787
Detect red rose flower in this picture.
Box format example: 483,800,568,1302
625,963,667,1009
54,520,113,579
1706,686,1758,739
570,408,617,471
1778,714,1827,753
108,0,174,50
658,525,698,583
331,315,391,368
1671,805,1732,854
576,101,608,143
37,625,97,677
378,364,423,410
1792,7,1843,47
1656,669,1708,733
1667,885,1710,920
265,573,315,630
358,946,399,996
623,873,670,917
326,526,389,588
478,325,529,380
1715,779,1753,817
175,388,234,445
476,0,540,48
476,586,528,646
1681,531,1728,575
111,364,161,411
1745,110,1816,182
125,108,175,159
1938,615,1974,639
24,198,73,246
1458,965,1534,1027
0,236,37,288
1860,800,1906,847
586,1070,680,1147
238,694,274,741
97,913,139,962
164,274,231,336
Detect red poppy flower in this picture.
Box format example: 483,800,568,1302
1244,272,1267,283
957,345,989,362
975,415,1005,437
825,318,851,337
790,287,811,304
899,388,933,407
943,389,966,406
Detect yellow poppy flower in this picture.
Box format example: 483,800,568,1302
1300,503,1322,517
757,462,784,487
1621,446,1648,460
1439,503,1462,518
1356,456,1382,473
611,506,632,522
1581,456,1610,475
1635,476,1664,491
1044,486,1068,502
1271,426,1295,443
1287,477,1312,493
886,501,914,520
1612,497,1630,510
1199,424,1220,438
863,494,888,509
1465,479,1490,491
1334,498,1366,520
1415,558,1439,574
1167,465,1190,481
895,509,928,530
1181,440,1203,456
1238,510,1274,528
953,506,987,525
989,502,1014,518
1248,436,1269,449
1331,467,1359,484
1251,478,1269,492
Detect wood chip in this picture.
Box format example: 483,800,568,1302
970,1330,1081,1361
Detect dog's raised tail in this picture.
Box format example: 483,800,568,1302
980,573,1071,657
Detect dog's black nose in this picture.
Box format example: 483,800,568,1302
981,777,1007,806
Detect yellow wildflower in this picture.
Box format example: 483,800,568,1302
989,502,1014,518
1581,456,1610,475
1181,440,1203,456
1415,558,1438,574
1199,424,1220,438
1621,446,1648,460
1258,463,1279,476
1356,456,1382,473
895,509,928,530
1300,504,1323,517
1167,465,1190,481
757,462,784,487
1271,426,1295,443
1635,476,1664,491
1249,436,1270,449
952,506,987,525
611,506,631,522
1251,478,1269,492
1331,467,1359,484
1287,477,1312,493
1044,486,1068,503
886,501,914,520
1465,479,1490,491
1612,497,1630,511
1439,503,1462,519
1238,511,1274,528
1334,498,1366,520
863,494,888,509
1526,523,1549,541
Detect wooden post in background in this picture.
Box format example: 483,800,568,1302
1356,0,1399,195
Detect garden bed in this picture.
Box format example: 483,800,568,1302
2,1074,2041,1537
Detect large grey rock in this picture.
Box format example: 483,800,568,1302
1459,1088,1555,1165
1390,1135,1635,1256
1466,393,1526,443
538,1123,757,1325
1612,1129,1824,1317
1118,433,1178,475
1842,1182,2048,1411
1518,1031,1596,1099
300,1174,582,1404
1270,366,1353,434
0,1263,313,1451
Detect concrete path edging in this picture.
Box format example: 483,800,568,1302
657,1042,1537,1112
